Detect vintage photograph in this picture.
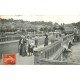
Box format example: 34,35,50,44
0,15,80,65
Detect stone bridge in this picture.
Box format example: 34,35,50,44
34,34,74,65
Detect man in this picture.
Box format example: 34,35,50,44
44,34,48,46
35,36,38,47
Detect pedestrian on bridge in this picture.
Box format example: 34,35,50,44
35,36,38,47
19,35,27,56
28,37,35,56
44,34,48,46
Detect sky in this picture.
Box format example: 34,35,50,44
0,15,80,24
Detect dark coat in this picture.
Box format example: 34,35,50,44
19,38,27,56
44,37,48,46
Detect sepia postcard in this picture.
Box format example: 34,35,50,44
0,15,80,65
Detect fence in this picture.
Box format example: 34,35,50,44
0,36,20,42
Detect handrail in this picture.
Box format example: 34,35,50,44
62,34,74,41
34,40,61,52
34,34,74,52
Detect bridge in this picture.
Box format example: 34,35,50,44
0,33,74,64
34,34,74,65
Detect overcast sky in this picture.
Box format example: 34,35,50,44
0,15,80,24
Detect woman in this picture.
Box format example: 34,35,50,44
19,35,27,56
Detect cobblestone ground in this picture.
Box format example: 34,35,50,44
67,42,80,64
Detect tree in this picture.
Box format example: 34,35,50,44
44,27,48,32
59,26,64,31
48,28,51,32
40,28,44,31
52,27,56,32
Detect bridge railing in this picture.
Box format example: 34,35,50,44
62,34,74,41
0,36,20,42
34,40,62,64
37,35,55,46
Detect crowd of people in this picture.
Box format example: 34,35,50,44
18,34,49,57
19,35,38,57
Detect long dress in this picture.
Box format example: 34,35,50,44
19,38,27,56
